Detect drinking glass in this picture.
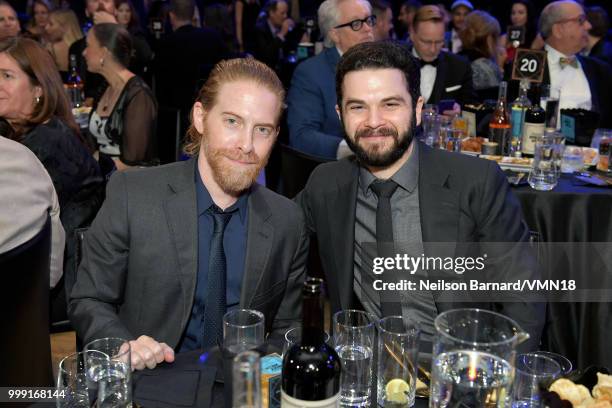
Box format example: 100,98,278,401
223,309,265,354
540,85,560,129
282,326,330,357
528,132,559,191
423,114,441,147
560,146,584,173
534,351,572,375
84,337,132,408
57,350,108,408
232,351,261,408
430,309,530,408
512,353,561,408
333,310,375,407
377,316,420,408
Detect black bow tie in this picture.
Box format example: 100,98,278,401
417,58,439,68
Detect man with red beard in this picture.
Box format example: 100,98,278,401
297,41,544,353
70,59,308,370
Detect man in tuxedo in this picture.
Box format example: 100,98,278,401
253,0,295,70
70,59,308,370
286,0,374,159
538,0,612,128
154,0,226,125
297,41,543,351
410,5,475,109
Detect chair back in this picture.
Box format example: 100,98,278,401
0,216,53,386
280,144,331,199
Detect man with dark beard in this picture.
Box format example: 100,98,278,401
296,41,544,352
70,59,308,370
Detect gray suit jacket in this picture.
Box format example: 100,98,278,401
297,142,544,350
69,158,308,347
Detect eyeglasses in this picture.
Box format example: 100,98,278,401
334,15,377,31
556,14,587,25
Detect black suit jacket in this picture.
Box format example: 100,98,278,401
153,24,227,115
253,19,285,70
69,159,308,347
426,51,477,106
296,142,544,350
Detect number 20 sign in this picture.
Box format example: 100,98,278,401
511,48,547,83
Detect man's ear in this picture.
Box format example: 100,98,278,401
415,96,424,126
335,103,342,121
193,102,206,134
329,28,339,46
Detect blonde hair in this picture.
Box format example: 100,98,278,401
459,10,500,59
184,58,285,156
412,5,445,30
49,9,83,46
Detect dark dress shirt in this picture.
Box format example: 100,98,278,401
354,142,437,345
179,168,248,351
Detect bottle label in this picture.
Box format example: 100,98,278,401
511,107,525,138
281,390,340,407
522,123,545,155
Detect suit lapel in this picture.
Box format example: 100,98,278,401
430,52,448,103
578,56,600,114
325,161,359,310
241,184,274,307
162,159,199,329
418,144,459,256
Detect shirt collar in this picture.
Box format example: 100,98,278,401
267,19,278,36
545,44,573,63
359,140,420,195
195,166,249,222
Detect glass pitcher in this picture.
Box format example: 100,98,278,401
430,308,530,408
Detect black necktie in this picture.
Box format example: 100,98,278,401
418,58,439,68
370,179,402,316
201,205,232,348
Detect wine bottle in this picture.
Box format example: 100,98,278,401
281,278,341,407
489,81,511,156
66,54,84,108
510,79,531,156
522,84,546,156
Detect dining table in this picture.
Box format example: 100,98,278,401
510,172,612,371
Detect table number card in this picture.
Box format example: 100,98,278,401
512,49,547,83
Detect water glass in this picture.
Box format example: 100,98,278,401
377,316,420,408
223,309,265,354
430,309,529,408
423,114,441,147
534,351,572,375
528,133,559,191
560,146,584,173
282,326,330,357
333,310,375,407
57,350,108,408
512,353,561,408
84,338,132,408
540,85,560,129
232,351,261,408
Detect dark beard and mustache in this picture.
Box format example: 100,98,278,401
342,114,416,167
201,133,270,195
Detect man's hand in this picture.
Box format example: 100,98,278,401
129,335,175,370
93,10,118,24
279,18,295,38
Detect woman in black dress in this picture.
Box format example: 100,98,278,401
84,23,157,170
0,37,104,303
